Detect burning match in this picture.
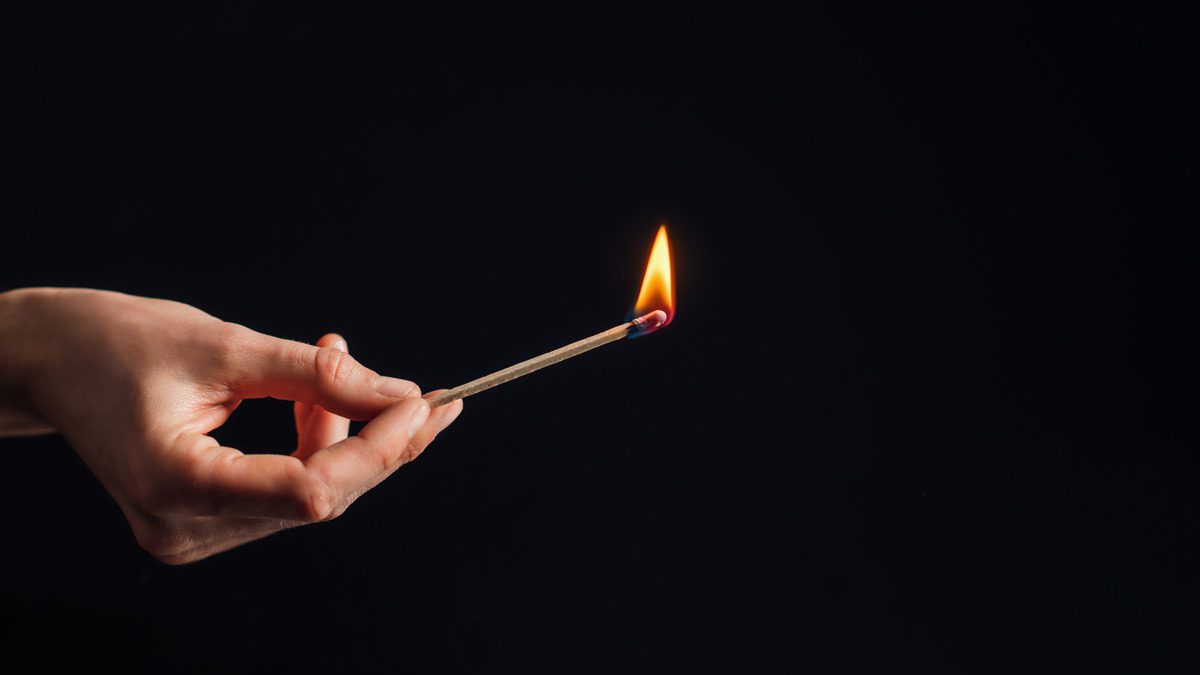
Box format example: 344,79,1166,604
427,226,675,408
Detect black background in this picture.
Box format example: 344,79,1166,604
8,2,1198,673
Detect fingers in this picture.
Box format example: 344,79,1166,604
418,389,464,451
135,388,464,562
223,326,418,420
167,437,334,521
169,396,431,521
294,333,353,460
305,397,431,510
299,395,460,516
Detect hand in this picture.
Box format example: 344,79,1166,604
0,288,462,563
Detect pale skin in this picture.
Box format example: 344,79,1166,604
0,287,462,564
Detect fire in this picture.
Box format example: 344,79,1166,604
633,225,675,328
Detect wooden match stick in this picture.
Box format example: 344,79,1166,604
427,310,668,408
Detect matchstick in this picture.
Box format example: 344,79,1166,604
427,310,668,408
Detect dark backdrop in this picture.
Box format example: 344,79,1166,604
8,3,1198,673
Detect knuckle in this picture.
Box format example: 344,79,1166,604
213,321,253,354
394,441,421,468
209,322,256,374
375,442,400,474
296,476,337,523
314,346,360,394
403,441,430,466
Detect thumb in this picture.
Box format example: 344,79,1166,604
221,327,419,420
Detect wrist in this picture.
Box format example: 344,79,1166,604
0,288,59,435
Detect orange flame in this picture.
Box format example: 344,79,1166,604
633,225,675,325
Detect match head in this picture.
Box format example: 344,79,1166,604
631,309,669,335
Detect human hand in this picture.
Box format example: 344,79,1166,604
0,288,462,563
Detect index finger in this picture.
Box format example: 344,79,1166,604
219,326,419,420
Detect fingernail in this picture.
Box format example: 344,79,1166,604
377,376,416,398
407,400,430,437
332,337,347,352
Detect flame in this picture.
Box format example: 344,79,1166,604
632,225,675,327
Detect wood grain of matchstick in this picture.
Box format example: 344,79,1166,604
427,310,666,408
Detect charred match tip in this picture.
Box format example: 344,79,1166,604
631,309,669,334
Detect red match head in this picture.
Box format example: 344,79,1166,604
631,309,669,335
